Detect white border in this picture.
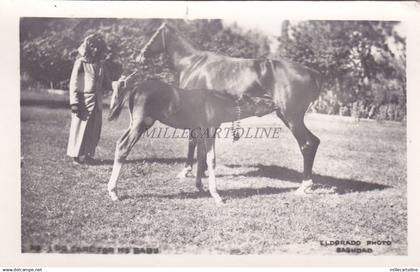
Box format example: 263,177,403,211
0,0,419,267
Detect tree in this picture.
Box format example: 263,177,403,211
277,20,406,120
20,18,270,89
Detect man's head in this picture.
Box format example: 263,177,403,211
78,33,107,62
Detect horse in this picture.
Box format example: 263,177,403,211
135,22,323,195
107,74,277,203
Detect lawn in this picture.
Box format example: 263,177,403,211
20,94,407,255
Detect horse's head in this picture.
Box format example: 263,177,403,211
136,22,168,63
108,72,136,121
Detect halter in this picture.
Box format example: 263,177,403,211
232,101,242,142
121,71,137,88
136,22,167,63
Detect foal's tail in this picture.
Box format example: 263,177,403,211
108,96,127,121
108,71,138,121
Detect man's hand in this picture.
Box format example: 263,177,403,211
70,104,79,114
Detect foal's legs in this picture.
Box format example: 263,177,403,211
277,110,320,195
176,134,196,178
205,136,223,204
195,128,223,204
108,120,152,201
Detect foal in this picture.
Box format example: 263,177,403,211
107,74,277,203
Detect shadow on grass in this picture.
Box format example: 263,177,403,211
93,157,188,166
120,186,294,201
225,163,390,194
103,160,389,200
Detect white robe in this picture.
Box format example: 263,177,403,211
67,58,108,158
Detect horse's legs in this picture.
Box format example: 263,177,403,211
277,110,320,195
195,138,206,192
176,133,196,178
108,121,151,201
186,134,196,169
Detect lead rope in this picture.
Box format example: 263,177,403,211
136,22,167,63
231,100,242,142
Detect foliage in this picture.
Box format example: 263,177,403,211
20,18,270,89
20,18,406,121
277,20,406,121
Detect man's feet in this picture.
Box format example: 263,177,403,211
72,157,84,165
72,155,97,165
84,156,96,165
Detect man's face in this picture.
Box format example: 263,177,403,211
89,43,99,58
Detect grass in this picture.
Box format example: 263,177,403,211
21,94,407,255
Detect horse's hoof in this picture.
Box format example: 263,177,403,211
213,196,226,205
176,167,194,179
196,184,204,192
109,191,119,201
294,179,313,196
294,187,310,196
185,170,194,178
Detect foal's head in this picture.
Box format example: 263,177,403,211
237,96,277,119
108,72,136,121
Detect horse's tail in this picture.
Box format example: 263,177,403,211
305,70,324,114
310,70,323,102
